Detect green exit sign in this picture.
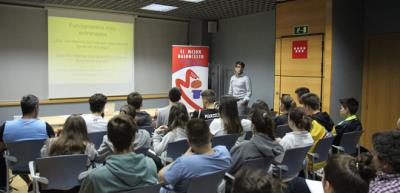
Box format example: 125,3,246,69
294,26,309,35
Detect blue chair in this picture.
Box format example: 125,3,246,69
308,136,335,179
166,139,189,161
332,130,363,155
275,124,292,138
88,131,107,149
186,170,227,193
121,184,162,193
272,145,312,181
212,134,241,151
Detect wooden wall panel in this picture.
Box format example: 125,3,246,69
276,0,326,37
361,34,400,150
280,76,322,106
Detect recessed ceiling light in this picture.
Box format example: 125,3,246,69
141,3,178,12
181,0,205,3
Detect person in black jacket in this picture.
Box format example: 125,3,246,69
301,93,335,132
333,98,363,146
275,95,296,127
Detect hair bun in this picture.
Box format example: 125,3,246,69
262,112,268,118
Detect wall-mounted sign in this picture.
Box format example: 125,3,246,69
292,40,308,59
294,25,309,35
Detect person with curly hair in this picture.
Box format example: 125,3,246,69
369,130,400,193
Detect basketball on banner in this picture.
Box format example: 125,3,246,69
292,40,308,59
172,45,209,110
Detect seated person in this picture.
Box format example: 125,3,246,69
96,105,151,163
275,95,296,127
301,93,334,133
191,89,219,121
158,119,231,193
369,130,400,193
323,154,376,193
0,94,55,189
333,97,363,146
156,87,181,128
294,87,310,105
209,96,252,144
153,102,188,159
127,91,152,126
278,108,314,151
82,93,108,133
251,100,274,117
232,167,283,193
79,115,158,193
230,109,283,175
41,115,97,166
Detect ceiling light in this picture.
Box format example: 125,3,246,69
181,0,205,3
141,4,178,12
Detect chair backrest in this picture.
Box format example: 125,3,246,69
121,184,162,193
139,126,155,135
186,170,226,193
313,136,335,163
166,139,189,160
212,133,241,151
275,124,292,138
37,154,88,190
280,145,311,179
339,131,363,154
244,131,253,140
5,139,46,173
88,131,107,149
242,157,272,170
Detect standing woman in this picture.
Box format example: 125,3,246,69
209,96,252,143
41,114,97,164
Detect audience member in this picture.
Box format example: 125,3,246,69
301,93,334,133
294,87,310,105
251,99,274,117
230,109,283,175
369,130,400,193
323,154,376,193
82,93,108,133
333,98,363,145
156,87,181,128
0,94,55,189
158,119,231,193
41,115,97,165
127,91,152,126
191,89,219,121
153,102,188,159
396,117,400,129
275,95,296,127
79,115,158,193
96,105,151,162
232,167,283,193
209,96,252,144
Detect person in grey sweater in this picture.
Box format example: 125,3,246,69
229,109,283,175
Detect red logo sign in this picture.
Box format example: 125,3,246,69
175,69,203,110
292,40,308,59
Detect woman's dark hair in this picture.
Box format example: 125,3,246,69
251,100,273,117
219,96,243,134
232,168,283,193
250,109,275,140
372,130,400,173
120,104,136,119
49,115,90,156
288,107,312,131
168,102,189,131
280,95,296,112
324,154,376,193
107,114,137,152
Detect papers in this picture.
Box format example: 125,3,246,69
305,179,324,193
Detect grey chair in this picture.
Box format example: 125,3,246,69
212,134,241,151
121,184,162,193
272,145,312,182
308,136,335,179
3,139,46,193
242,157,272,170
29,154,88,193
166,139,189,161
187,170,227,193
88,131,107,149
139,126,155,135
332,131,363,155
275,124,292,138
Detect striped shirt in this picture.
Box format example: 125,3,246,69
369,172,400,193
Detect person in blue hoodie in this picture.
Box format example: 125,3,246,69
79,114,158,193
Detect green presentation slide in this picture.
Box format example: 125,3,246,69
48,16,133,84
